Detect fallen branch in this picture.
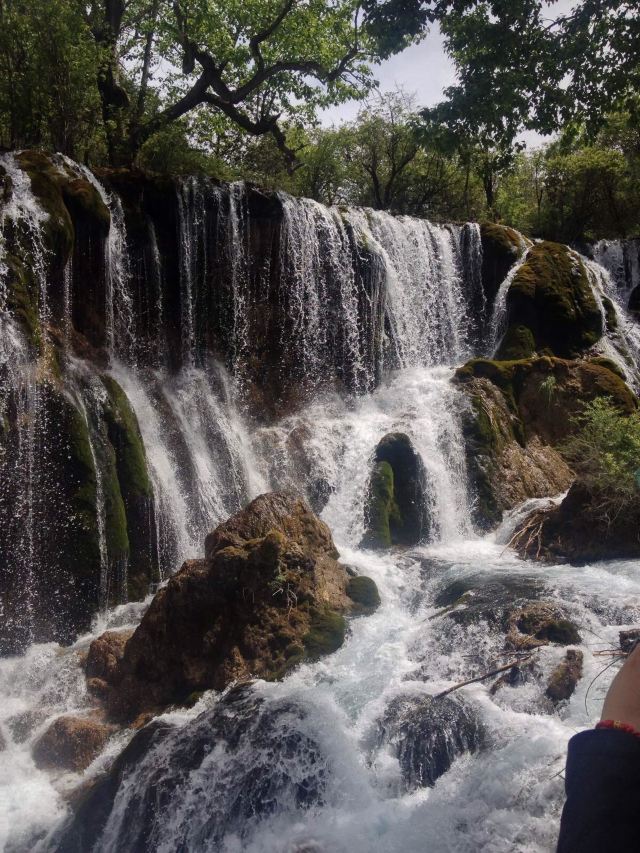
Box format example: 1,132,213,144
434,655,535,699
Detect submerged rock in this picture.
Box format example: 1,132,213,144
362,433,430,548
376,693,485,790
32,715,113,772
52,686,329,852
91,492,378,720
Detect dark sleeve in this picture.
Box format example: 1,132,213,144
557,729,640,853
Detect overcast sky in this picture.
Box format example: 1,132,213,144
321,1,577,147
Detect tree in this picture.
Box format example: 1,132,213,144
0,0,102,157
341,90,420,210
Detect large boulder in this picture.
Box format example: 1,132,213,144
362,433,430,548
90,492,378,720
511,481,640,563
497,242,603,359
32,715,113,772
49,685,330,853
455,356,637,529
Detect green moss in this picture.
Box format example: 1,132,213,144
303,608,347,659
496,324,536,360
507,242,603,357
346,575,381,611
4,252,40,347
580,362,638,414
61,178,110,231
588,357,625,380
480,223,525,258
361,460,402,548
101,376,152,500
63,399,102,577
518,614,581,645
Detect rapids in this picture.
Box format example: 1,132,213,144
1,158,639,852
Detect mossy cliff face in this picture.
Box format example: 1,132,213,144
101,375,158,599
362,433,429,549
87,493,379,722
498,242,603,359
455,356,636,529
0,383,102,652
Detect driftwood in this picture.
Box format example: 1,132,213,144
434,655,535,699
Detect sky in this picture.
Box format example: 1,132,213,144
321,1,578,147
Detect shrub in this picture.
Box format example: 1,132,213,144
561,397,640,518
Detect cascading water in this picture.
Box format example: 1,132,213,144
3,158,640,853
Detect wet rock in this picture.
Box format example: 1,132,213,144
508,602,581,649
376,693,485,790
85,630,131,681
436,576,580,651
346,575,381,613
546,650,584,704
490,661,537,695
620,629,640,654
54,686,328,852
455,356,636,530
513,481,640,563
0,728,5,751
362,433,430,548
480,223,527,306
32,715,113,772
96,493,374,720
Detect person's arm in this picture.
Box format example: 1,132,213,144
557,645,640,853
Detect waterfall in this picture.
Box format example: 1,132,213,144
591,238,640,302
487,248,530,355
12,157,636,853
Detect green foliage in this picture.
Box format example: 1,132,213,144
0,0,103,158
561,398,640,518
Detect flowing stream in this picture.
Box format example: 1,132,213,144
0,162,639,853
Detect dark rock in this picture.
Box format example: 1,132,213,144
32,715,113,772
620,629,640,654
376,693,485,790
513,481,640,563
480,223,526,306
362,433,430,548
546,650,584,704
435,576,580,652
54,686,328,852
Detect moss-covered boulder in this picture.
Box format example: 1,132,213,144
101,375,158,599
455,355,637,529
480,223,527,306
362,433,429,549
90,493,374,721
499,242,603,358
346,574,381,612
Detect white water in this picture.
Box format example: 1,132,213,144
2,166,640,852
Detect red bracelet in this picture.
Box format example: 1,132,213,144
596,720,640,739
